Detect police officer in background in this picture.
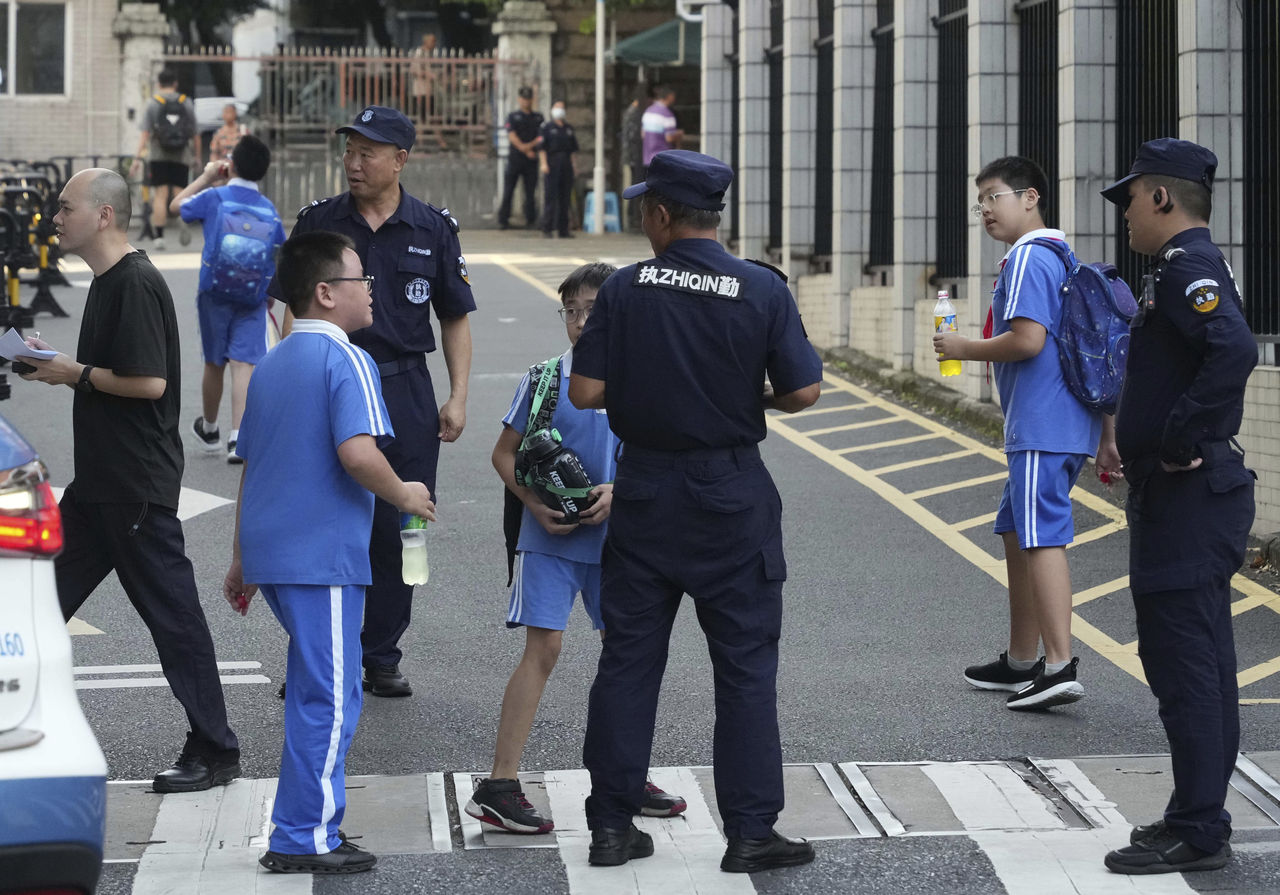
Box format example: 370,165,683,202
272,106,476,697
1099,138,1256,876
569,151,823,872
538,100,578,239
496,86,543,230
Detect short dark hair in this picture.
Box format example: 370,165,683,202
231,135,271,182
558,262,616,303
277,231,354,317
640,190,721,231
976,156,1051,218
1141,174,1213,222
157,68,178,88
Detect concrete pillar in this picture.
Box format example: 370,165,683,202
781,4,817,268
831,0,878,346
113,2,170,157
736,2,770,260
890,0,933,372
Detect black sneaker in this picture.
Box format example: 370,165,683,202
465,777,554,834
1007,657,1084,710
963,651,1038,692
191,417,221,453
640,781,687,817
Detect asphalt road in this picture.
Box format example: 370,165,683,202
4,230,1280,894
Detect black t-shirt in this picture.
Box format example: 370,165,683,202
72,251,184,508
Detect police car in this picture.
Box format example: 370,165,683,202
0,411,105,894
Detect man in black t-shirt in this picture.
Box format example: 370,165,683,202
21,168,241,793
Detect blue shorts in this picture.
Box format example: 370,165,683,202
994,450,1087,549
197,291,269,365
507,550,603,631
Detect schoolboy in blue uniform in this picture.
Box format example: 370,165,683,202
570,151,823,873
271,106,476,698
466,263,685,835
225,231,436,874
1099,139,1255,876
172,134,287,463
934,156,1112,711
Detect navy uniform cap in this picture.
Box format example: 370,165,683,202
336,105,416,151
1101,137,1217,205
622,149,733,211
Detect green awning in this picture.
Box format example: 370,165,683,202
607,18,702,67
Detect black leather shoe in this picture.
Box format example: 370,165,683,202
721,830,815,873
259,840,376,874
153,753,241,793
1130,818,1166,844
1105,831,1231,875
588,824,654,866
363,664,412,697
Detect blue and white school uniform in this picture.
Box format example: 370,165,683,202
236,318,392,855
990,229,1102,549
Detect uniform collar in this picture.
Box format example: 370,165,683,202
227,177,259,191
290,318,350,342
1000,227,1066,265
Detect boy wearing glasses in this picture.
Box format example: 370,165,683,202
466,263,686,833
934,156,1113,710
224,231,436,874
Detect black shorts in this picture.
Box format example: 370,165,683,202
148,160,189,188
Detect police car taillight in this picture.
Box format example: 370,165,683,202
0,461,62,557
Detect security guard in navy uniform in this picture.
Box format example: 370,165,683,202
1099,138,1256,876
497,86,543,230
569,150,823,872
537,100,578,238
270,106,476,697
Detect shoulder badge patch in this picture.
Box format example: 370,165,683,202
633,264,741,299
1187,278,1220,314
296,196,332,220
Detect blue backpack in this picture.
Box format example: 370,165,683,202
205,199,280,308
1030,238,1139,415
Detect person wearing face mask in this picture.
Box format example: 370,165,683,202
538,101,579,239
267,106,477,700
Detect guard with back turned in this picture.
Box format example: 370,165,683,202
1099,138,1256,876
569,150,824,873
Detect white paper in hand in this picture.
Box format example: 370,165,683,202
0,328,58,361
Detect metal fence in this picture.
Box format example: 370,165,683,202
157,47,530,226
1113,1,1178,292
933,0,968,280
867,0,895,272
1017,0,1060,228
1243,3,1279,341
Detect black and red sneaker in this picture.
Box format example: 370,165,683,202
640,780,688,817
465,778,553,834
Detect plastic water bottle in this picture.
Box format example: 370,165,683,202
399,514,429,586
934,290,962,377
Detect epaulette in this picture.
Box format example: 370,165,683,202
747,258,788,283
296,197,333,220
435,205,461,233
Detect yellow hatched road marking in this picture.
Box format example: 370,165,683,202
770,373,1280,694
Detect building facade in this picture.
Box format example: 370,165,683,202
701,0,1280,535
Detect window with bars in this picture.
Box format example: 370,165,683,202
933,1,968,280
1243,2,1279,341
867,0,894,270
814,0,834,260
1114,0,1178,293
1016,0,1059,228
766,0,783,253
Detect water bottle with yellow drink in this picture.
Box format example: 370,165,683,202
399,514,430,585
934,289,961,377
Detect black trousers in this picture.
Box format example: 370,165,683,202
1126,445,1254,853
498,153,538,227
55,486,239,759
541,155,574,236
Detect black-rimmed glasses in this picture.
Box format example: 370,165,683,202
326,275,375,293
